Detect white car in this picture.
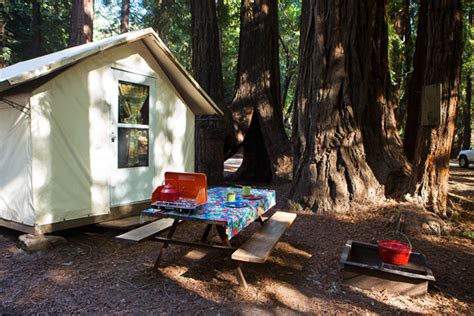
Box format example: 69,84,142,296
458,148,474,168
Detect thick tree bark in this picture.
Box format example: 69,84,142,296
403,1,426,162
69,0,94,47
357,0,411,194
462,12,472,150
407,0,463,216
29,0,42,58
228,0,292,184
463,75,472,149
291,0,386,212
120,0,130,33
191,0,230,184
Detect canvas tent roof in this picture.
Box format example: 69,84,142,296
0,28,223,116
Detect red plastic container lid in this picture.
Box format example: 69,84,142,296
378,240,411,252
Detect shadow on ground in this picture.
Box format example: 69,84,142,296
1,197,472,314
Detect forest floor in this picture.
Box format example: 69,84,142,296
0,162,473,314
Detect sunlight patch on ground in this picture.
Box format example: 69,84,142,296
263,282,312,313
4,245,18,254
46,268,72,284
267,242,312,271
350,286,463,314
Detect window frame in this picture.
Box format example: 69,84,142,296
116,80,151,169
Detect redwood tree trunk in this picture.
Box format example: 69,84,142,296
403,0,426,162
291,0,385,212
120,0,130,33
463,75,472,150
69,0,94,47
30,0,43,58
228,0,292,184
191,0,230,184
462,12,472,150
407,0,463,216
357,0,411,194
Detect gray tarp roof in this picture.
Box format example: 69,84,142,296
0,28,223,116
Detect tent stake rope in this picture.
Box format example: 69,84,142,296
0,97,30,115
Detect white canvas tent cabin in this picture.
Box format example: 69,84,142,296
0,28,222,234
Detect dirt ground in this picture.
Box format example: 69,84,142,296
0,163,473,314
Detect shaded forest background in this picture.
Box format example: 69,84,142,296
0,0,472,217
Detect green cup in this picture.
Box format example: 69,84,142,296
242,186,251,195
226,192,236,202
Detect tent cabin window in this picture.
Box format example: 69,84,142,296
117,80,150,168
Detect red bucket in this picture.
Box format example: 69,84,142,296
378,240,411,265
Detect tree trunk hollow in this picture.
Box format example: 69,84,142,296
227,0,292,184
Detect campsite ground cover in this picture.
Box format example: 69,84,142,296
0,164,473,314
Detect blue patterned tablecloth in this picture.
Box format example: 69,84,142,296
142,187,276,239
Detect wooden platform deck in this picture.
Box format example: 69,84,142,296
97,215,150,230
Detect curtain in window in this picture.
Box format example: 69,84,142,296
118,82,150,167
118,82,149,124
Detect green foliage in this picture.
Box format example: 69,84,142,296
387,0,418,135
95,0,192,71
218,0,240,103
6,0,30,64
141,0,192,71
3,0,302,128
279,0,300,131
95,0,151,39
6,0,70,64
387,22,404,88
453,4,474,150
460,229,474,240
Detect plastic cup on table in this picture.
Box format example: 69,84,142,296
226,192,236,202
242,186,251,196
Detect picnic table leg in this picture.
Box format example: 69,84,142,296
215,225,248,288
153,219,179,271
201,224,213,242
256,215,268,226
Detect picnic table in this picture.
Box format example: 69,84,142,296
117,187,296,287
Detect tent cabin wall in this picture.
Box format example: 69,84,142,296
0,40,196,234
0,92,34,229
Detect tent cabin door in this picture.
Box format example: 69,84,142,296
109,69,156,207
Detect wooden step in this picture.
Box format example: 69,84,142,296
231,211,297,263
115,218,175,242
98,215,149,230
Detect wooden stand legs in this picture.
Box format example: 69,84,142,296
201,224,213,241
153,219,179,271
215,225,248,288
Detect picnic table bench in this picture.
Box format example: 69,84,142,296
231,211,296,263
116,218,175,242
115,187,296,287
